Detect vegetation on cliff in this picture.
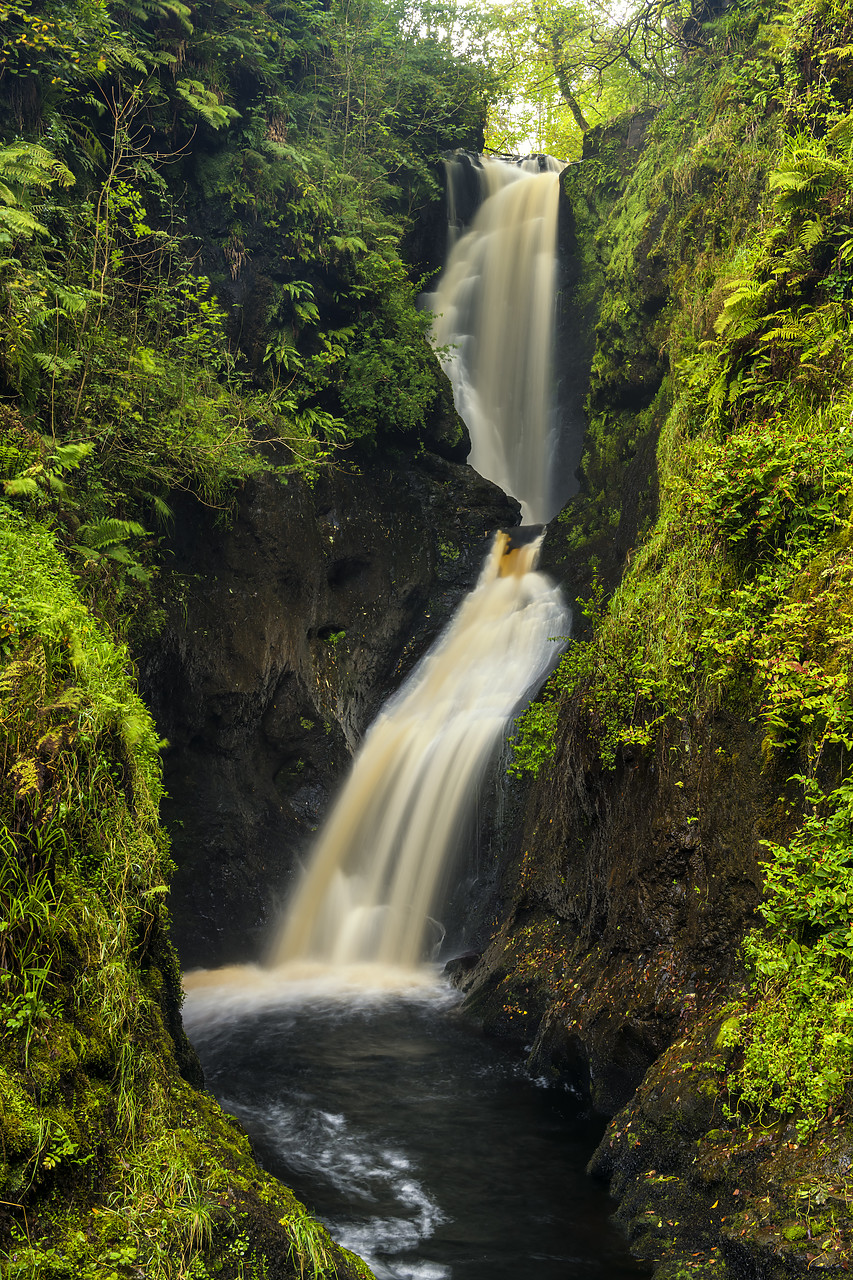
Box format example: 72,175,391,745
9,0,853,1269
0,0,492,1272
508,0,853,1234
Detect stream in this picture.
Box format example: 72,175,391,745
184,975,649,1280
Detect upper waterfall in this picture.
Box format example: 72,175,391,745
425,153,564,524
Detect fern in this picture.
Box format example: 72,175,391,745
760,323,808,345
769,131,852,223
71,520,151,582
105,44,155,74
74,519,147,552
827,111,853,154
715,277,775,339
0,206,46,240
799,218,826,252
31,352,81,377
175,80,241,130
3,475,41,498
2,440,94,503
0,142,75,244
0,143,74,192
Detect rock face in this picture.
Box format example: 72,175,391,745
458,709,769,1111
543,110,666,620
142,452,518,970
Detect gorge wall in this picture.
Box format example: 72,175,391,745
0,0,497,1266
8,0,853,1273
147,27,853,1273
458,7,853,1277
143,451,518,970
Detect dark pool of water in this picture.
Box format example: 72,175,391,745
184,980,648,1280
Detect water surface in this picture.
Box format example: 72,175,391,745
184,975,648,1280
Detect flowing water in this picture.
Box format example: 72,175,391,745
181,151,646,1277
272,532,567,969
184,976,649,1280
426,154,564,524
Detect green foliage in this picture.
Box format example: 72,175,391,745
483,0,654,158
0,0,490,1272
281,1208,339,1279
518,0,853,1140
0,0,494,586
724,778,853,1136
0,141,74,243
482,0,744,159
0,507,363,1279
338,291,438,441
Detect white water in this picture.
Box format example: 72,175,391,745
426,154,564,524
271,533,567,970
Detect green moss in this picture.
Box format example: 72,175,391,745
0,496,371,1277
513,0,853,1151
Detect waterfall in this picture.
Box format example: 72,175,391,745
261,154,569,976
425,153,565,525
185,151,570,988
273,533,566,970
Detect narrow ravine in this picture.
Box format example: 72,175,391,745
183,154,647,1277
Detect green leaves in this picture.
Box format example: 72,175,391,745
768,127,852,220
0,141,75,245
175,79,241,130
722,776,853,1136
760,779,853,950
2,437,95,503
71,518,152,583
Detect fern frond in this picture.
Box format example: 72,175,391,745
32,351,81,376
105,46,150,75
0,207,47,240
51,440,95,471
3,476,40,498
175,80,240,130
760,324,808,345
715,277,775,338
0,143,74,191
74,518,147,550
827,112,853,153
769,170,814,193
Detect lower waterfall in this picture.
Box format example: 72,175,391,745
271,532,567,972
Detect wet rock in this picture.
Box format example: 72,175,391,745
586,1018,853,1279
461,713,767,1083
141,454,517,970
443,950,481,982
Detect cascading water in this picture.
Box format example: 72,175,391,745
426,153,564,524
272,532,566,971
177,152,646,1280
255,152,569,974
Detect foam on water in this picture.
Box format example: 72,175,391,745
185,989,649,1280
182,962,459,1034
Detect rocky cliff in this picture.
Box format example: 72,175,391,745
459,6,853,1274
143,452,518,969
